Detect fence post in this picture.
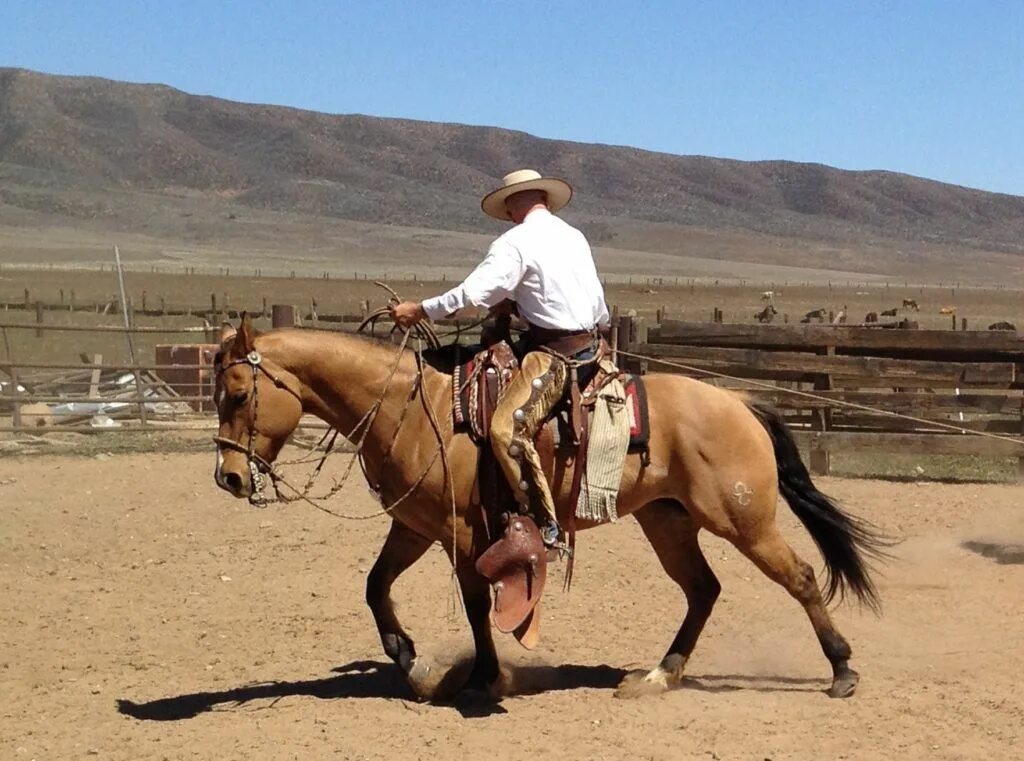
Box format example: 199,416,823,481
1,327,22,429
271,304,297,328
89,354,103,399
1019,399,1024,484
617,314,634,373
635,317,649,374
809,345,834,476
35,301,44,337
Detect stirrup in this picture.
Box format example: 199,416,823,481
540,520,572,559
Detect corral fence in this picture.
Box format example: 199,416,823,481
3,309,1024,479
617,316,1024,477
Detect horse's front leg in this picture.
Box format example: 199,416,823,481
365,519,433,692
455,563,501,696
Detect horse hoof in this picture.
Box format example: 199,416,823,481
827,667,860,699
406,657,444,701
613,668,670,699
486,665,512,700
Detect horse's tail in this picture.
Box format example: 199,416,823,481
746,401,889,612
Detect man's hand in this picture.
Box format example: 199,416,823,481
390,301,427,330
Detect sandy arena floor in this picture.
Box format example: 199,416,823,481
1,452,1022,760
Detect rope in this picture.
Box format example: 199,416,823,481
616,348,1024,448
238,282,469,525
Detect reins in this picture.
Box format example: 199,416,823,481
213,289,461,523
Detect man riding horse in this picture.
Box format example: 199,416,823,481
392,169,610,549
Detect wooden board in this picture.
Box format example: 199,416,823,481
744,389,1024,415
634,343,1017,385
651,321,1024,357
792,430,1024,457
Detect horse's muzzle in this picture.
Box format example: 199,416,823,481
214,449,253,499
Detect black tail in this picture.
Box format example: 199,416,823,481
747,401,890,611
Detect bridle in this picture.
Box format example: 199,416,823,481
213,349,303,503
210,295,460,524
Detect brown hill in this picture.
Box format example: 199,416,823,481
1,67,1023,281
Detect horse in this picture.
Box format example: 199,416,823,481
212,315,885,702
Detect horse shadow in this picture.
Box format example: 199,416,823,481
116,659,628,720
117,660,826,721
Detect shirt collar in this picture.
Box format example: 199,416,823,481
522,207,552,223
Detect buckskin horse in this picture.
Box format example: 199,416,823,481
212,314,885,701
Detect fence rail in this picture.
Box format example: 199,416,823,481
3,310,1023,479
619,315,1024,477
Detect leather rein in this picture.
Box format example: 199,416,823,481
211,326,453,521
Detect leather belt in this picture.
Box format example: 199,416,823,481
526,325,597,357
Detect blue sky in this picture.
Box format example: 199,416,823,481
3,1,1022,195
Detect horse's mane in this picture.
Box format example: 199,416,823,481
258,327,479,376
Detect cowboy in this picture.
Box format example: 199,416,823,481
392,169,610,547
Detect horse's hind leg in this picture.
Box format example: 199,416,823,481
365,519,434,696
736,524,859,698
616,499,721,698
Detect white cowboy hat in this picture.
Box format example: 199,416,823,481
480,169,573,221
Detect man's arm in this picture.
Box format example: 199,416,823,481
392,239,523,328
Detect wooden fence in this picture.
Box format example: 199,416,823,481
4,312,1024,479
617,317,1024,476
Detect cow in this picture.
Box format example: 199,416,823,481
754,304,778,323
902,298,920,311
761,290,775,303
881,307,899,317
802,308,827,322
939,306,956,315
988,321,1016,331
864,312,879,323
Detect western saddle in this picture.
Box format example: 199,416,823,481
451,329,650,647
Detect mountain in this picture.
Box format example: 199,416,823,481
1,67,1023,282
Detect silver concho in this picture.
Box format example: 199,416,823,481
513,408,527,422
508,443,521,457
531,377,544,389
518,480,530,492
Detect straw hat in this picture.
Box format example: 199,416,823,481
480,169,573,221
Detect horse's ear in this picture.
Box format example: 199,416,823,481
219,321,237,344
232,312,257,355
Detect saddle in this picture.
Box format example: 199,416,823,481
452,340,651,647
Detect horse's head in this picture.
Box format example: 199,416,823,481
213,314,304,500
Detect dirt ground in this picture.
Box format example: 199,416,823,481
1,452,1022,760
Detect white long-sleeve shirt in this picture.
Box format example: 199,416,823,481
421,208,610,330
